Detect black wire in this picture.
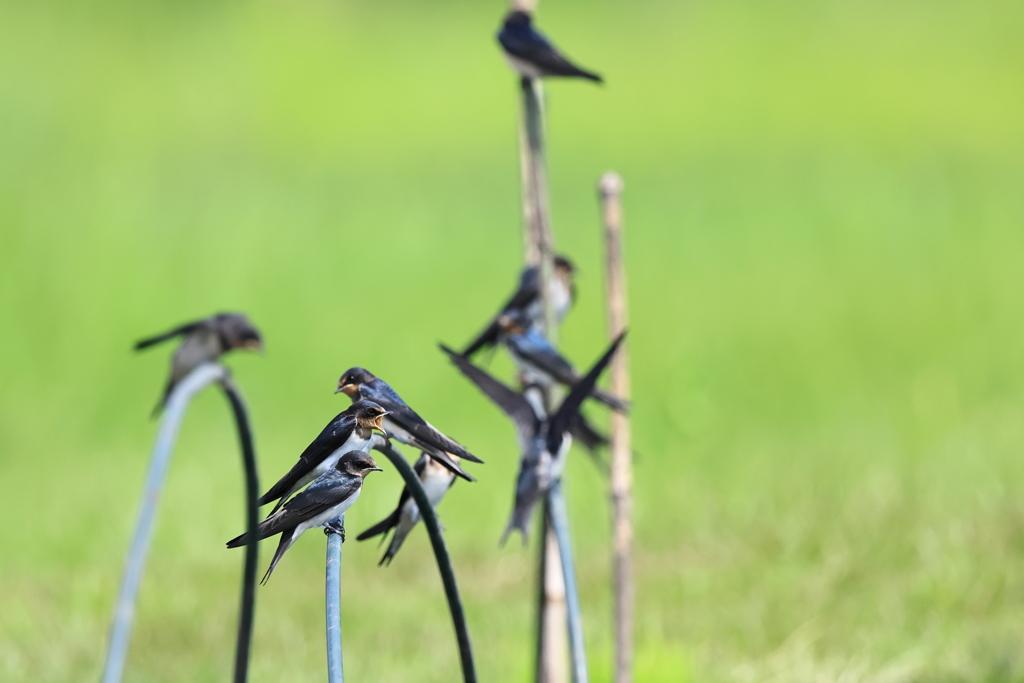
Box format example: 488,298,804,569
220,378,260,683
374,440,477,683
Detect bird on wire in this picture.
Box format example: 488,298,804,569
356,451,457,565
336,367,480,482
258,400,389,513
461,255,576,359
497,11,603,83
497,311,629,412
134,312,263,416
227,451,383,584
441,331,625,544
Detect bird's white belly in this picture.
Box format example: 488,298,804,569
503,52,545,79
301,434,372,489
383,419,416,447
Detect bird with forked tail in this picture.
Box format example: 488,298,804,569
227,451,382,584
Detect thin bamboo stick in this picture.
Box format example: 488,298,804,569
599,171,633,683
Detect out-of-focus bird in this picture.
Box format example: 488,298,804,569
497,312,629,412
461,255,575,359
441,331,625,544
356,452,456,565
497,11,603,83
335,368,480,482
134,312,263,416
227,451,382,584
258,400,388,513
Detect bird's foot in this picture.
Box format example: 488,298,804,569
324,521,346,541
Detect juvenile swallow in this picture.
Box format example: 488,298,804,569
227,451,383,584
134,312,263,415
356,452,457,565
441,331,625,544
498,312,628,412
258,400,388,513
336,368,480,482
497,11,602,83
462,255,575,358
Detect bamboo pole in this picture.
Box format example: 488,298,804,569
102,363,228,683
548,481,589,683
325,515,345,683
518,72,569,683
219,377,261,683
372,437,477,683
599,171,633,683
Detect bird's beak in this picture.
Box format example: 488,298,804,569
334,384,344,394
372,414,389,435
245,339,265,354
370,466,384,473
336,383,356,396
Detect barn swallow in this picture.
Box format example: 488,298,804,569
498,313,628,412
335,368,480,482
462,255,575,358
134,312,263,416
440,331,625,544
497,11,602,83
227,451,382,584
356,452,457,565
258,400,388,513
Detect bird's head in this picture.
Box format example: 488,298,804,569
504,10,532,27
350,400,389,436
335,367,375,396
337,451,383,477
218,313,265,353
554,254,575,279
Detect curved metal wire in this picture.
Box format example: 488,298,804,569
101,363,226,683
220,377,261,683
372,437,477,683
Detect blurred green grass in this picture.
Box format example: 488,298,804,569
2,0,1024,680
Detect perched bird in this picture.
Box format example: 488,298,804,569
498,312,628,412
356,452,457,565
134,312,263,415
441,331,625,544
497,11,602,83
227,451,382,584
462,255,575,358
258,400,388,513
336,368,481,482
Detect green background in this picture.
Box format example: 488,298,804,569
2,0,1024,680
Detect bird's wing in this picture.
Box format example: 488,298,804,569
462,266,540,356
365,382,481,463
499,28,594,79
440,344,538,449
264,472,362,533
548,332,626,454
134,318,207,350
257,413,355,506
508,333,579,385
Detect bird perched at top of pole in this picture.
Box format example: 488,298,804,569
134,312,263,416
335,367,481,482
497,10,603,83
227,451,383,584
258,400,389,513
441,331,625,544
356,451,457,565
461,255,576,359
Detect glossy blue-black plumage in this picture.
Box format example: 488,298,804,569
497,11,602,82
